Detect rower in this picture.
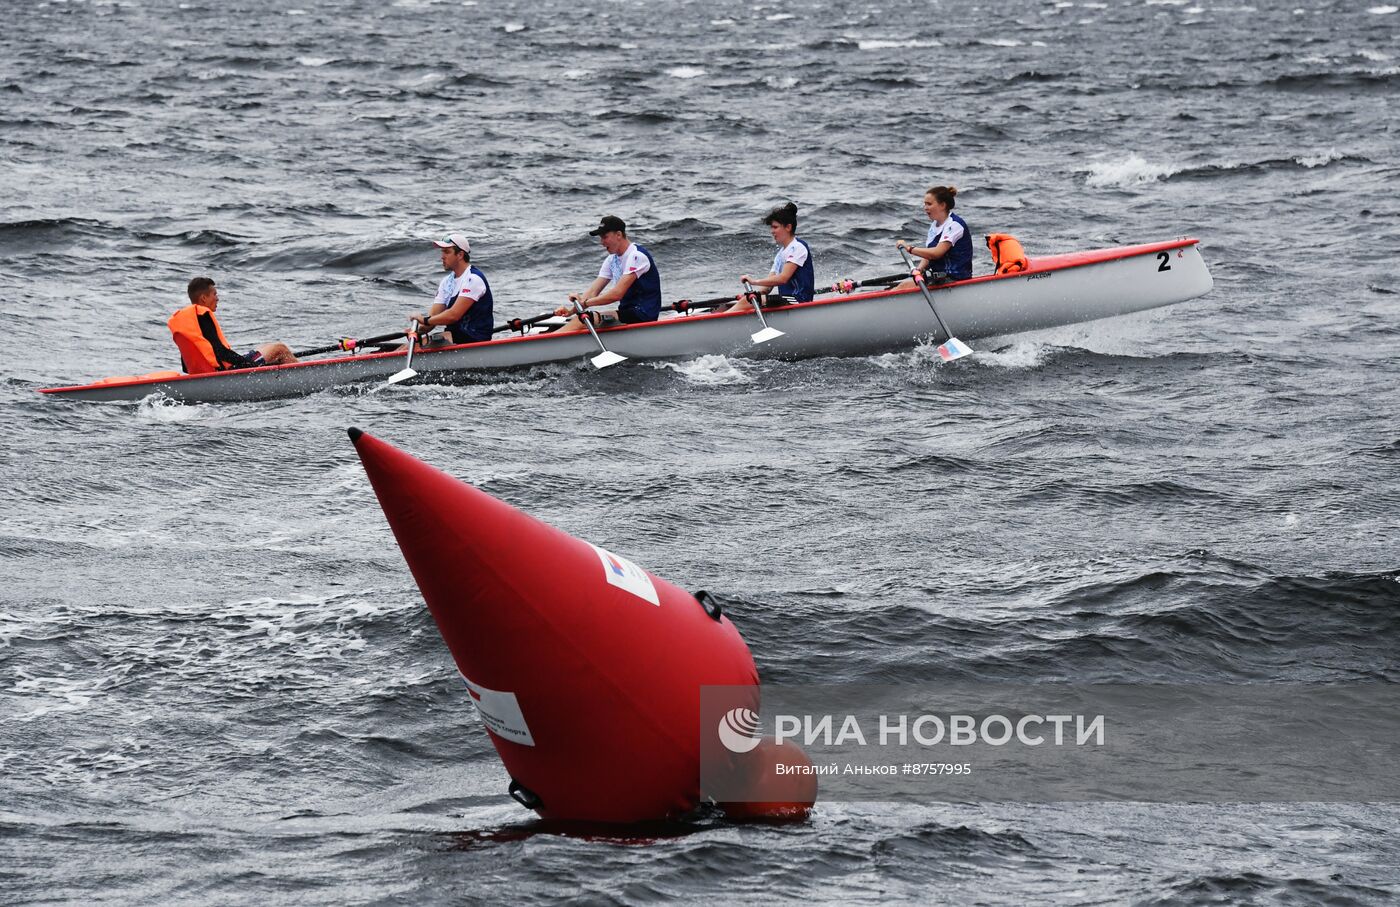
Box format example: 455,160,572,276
168,277,296,374
895,185,974,286
412,233,494,345
552,216,662,333
730,201,815,312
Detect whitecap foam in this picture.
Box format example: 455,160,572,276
136,394,205,422
562,68,592,79
656,354,752,385
977,38,1025,47
973,340,1050,369
765,12,795,20
666,66,706,79
10,670,104,720
856,38,942,50
1295,148,1343,168
502,22,526,32
710,18,736,25
296,56,335,67
1366,5,1397,14
1085,153,1180,188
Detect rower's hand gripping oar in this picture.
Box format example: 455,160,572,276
570,298,627,369
741,280,785,344
897,246,972,362
387,320,420,385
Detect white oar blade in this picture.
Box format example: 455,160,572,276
387,367,418,385
751,326,785,344
590,350,628,369
937,337,973,362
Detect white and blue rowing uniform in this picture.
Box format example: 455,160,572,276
925,213,973,280
598,242,661,322
435,266,494,342
770,237,815,302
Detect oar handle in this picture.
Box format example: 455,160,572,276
294,330,410,358
818,272,907,294
669,294,736,313
667,274,903,313
493,312,558,334
897,246,954,340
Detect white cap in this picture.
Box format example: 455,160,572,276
432,233,471,254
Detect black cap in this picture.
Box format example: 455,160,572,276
588,215,626,236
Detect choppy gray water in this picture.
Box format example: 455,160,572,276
3,0,1399,903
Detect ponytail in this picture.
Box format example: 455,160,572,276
925,185,957,209
762,201,799,230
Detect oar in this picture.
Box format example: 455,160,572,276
741,280,785,344
493,313,559,335
897,246,971,362
817,273,907,295
475,272,914,347
571,299,627,369
387,320,420,384
294,330,408,358
669,294,738,313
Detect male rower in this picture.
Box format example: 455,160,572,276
168,277,296,374
552,215,662,332
411,232,494,345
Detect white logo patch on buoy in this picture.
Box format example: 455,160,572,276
588,543,660,606
461,675,536,747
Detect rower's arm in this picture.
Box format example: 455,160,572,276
433,293,476,324
585,272,635,307
910,240,952,263
196,310,253,369
748,261,799,291
575,276,609,307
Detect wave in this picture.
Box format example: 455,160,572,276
1151,871,1395,904
0,216,111,243
1080,148,1369,188
1264,70,1400,93
1033,564,1400,681
320,239,425,272
1084,154,1182,189
871,822,1038,860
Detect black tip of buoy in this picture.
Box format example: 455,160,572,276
347,426,363,442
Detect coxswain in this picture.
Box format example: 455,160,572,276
411,233,494,345
730,201,815,312
551,215,662,333
896,185,974,286
167,277,296,374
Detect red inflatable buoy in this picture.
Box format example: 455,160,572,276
348,427,771,823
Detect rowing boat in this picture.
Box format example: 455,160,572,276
40,238,1212,404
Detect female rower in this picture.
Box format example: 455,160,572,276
732,201,814,312
896,185,973,284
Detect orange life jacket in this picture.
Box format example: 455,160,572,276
167,303,237,374
985,233,1029,275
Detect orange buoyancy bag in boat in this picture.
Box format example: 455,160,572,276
167,304,233,374
986,233,1029,274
